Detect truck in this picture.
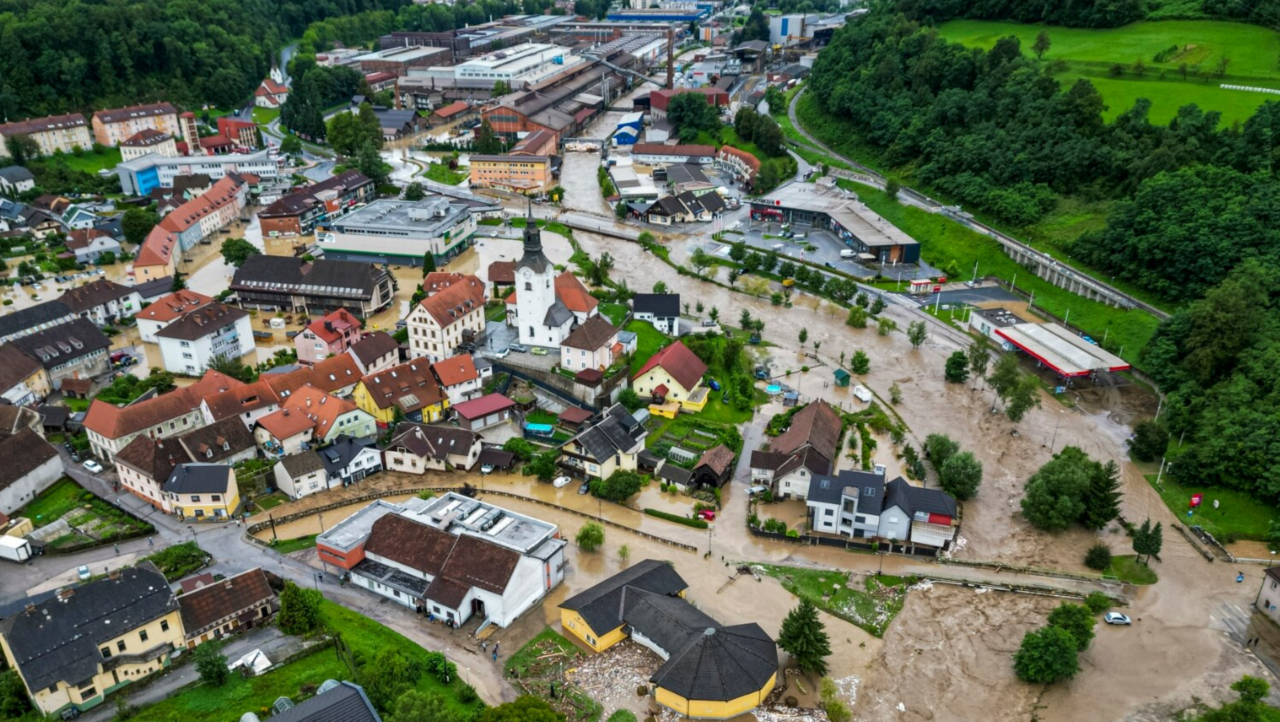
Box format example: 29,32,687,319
0,535,33,563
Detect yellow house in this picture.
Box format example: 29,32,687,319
161,463,241,520
559,560,778,720
559,403,647,481
353,359,451,427
0,563,184,717
631,340,708,412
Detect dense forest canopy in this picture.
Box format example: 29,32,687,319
0,0,408,119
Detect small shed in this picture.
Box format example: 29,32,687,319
692,444,736,488
833,368,850,388
451,393,517,431
558,406,594,430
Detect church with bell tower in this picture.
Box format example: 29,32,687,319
506,204,600,348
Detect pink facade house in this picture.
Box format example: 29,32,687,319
294,308,363,365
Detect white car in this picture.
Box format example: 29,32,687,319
82,459,104,474
552,476,572,488
852,385,873,403
1104,612,1132,626
480,465,494,475
77,565,91,581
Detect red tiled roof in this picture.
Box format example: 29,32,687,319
202,379,280,422
137,290,214,323
719,145,760,176
451,393,515,420
198,134,231,149
555,272,598,314
631,143,717,158
256,78,288,96
137,175,245,269
434,101,469,118
423,272,469,295
649,88,729,111
633,340,707,393
84,370,242,439
418,274,485,329
488,261,516,285
431,354,478,388
264,353,362,397
304,308,362,344
257,385,357,440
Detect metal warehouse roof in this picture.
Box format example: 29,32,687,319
995,323,1130,377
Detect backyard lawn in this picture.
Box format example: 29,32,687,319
600,302,628,325
19,477,153,548
1145,474,1278,542
424,162,467,185
625,319,669,374
754,563,909,637
34,147,122,174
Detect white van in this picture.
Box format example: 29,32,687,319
839,249,856,259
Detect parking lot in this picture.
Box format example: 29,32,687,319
720,218,940,281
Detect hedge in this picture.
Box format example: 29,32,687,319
644,508,708,529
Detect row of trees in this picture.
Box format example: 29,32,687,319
733,106,786,157
281,64,368,141
1021,446,1122,532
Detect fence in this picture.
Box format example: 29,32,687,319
247,485,699,554
745,524,939,557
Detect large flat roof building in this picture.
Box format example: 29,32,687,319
749,182,920,265
115,149,278,197
403,43,587,94
356,46,450,76
322,196,479,268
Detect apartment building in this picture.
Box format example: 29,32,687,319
92,103,181,147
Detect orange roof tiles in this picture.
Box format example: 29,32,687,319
263,354,362,397
84,370,242,440
431,354,478,388
136,175,245,269
418,275,485,329
137,290,214,323
633,340,707,393
257,385,356,440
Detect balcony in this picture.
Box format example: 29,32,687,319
103,642,174,672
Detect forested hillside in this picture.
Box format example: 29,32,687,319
806,7,1280,502
897,0,1280,27
0,0,408,119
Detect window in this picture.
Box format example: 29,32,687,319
140,629,149,643
824,508,834,517
855,515,867,524
525,281,532,291
211,495,221,502
78,686,96,699
101,647,112,658
191,495,201,502
118,640,127,652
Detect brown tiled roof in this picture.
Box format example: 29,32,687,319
434,101,469,118
386,422,478,462
349,331,399,368
303,308,362,344
94,103,178,124
0,430,58,493
424,576,469,609
155,303,248,342
561,316,616,351
114,435,181,482
364,514,458,577
176,416,256,463
439,534,519,594
178,568,275,635
431,355,478,388
0,113,87,137
487,260,515,285
631,143,716,158
264,354,362,396
696,444,735,476
359,359,445,412
122,129,172,147
259,171,370,219
0,343,43,395
84,370,243,439
418,275,485,329
423,272,469,295
137,290,214,323
451,393,515,420
201,379,280,422
749,450,790,472
632,340,707,393
555,272,598,314
65,228,110,250
257,385,358,440
772,400,841,467
58,278,136,313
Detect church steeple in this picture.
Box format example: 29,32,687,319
516,200,550,273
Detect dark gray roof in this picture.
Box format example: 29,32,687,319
571,403,645,463
0,300,73,339
686,190,725,215
622,587,717,655
650,195,687,217
132,277,174,301
0,166,35,183
0,343,43,394
883,477,957,518
10,317,110,370
543,299,573,327
320,435,377,476
349,331,399,367
560,559,687,635
649,622,777,702
0,429,58,494
633,294,679,318
162,463,233,494
0,563,177,690
175,416,256,464
268,681,382,722
808,469,884,513
666,164,708,185
155,303,248,341
657,463,691,486
231,255,388,300
279,450,326,479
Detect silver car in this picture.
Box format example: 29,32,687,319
1104,612,1131,626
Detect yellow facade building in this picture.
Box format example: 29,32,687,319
559,560,778,720
353,358,451,427
469,154,555,194
0,563,184,717
161,463,241,520
631,340,708,412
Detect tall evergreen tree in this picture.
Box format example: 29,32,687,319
777,598,831,676
1080,460,1122,530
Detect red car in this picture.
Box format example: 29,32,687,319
698,510,716,521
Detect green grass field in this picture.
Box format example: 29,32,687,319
1107,554,1159,585
756,564,909,637
35,147,122,174
1145,474,1279,542
252,107,281,125
625,319,669,374
424,162,467,185
939,19,1280,123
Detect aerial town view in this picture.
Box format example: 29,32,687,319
3,0,1280,720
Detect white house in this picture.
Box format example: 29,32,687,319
805,470,957,549
383,422,482,474
558,316,619,373
431,354,484,405
254,386,377,458
59,279,142,327
273,451,336,500
135,290,214,343
0,166,35,193
749,400,842,499
64,229,122,264
406,274,486,363
0,430,60,516
319,435,383,486
156,303,253,376
632,293,679,336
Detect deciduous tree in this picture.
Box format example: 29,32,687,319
1013,626,1079,684
576,522,604,552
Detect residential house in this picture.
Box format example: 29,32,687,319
200,379,282,430
177,568,278,649
230,255,395,317
255,77,289,108
295,308,363,365
135,290,214,343
92,103,181,147
215,117,262,150
642,190,725,225
9,317,112,390
691,444,735,488
175,416,257,467
115,435,183,512
63,229,123,264
251,681,382,722
632,294,680,335
83,370,243,462
717,146,760,189
61,204,98,231
560,403,646,481
254,385,376,456
131,277,180,305
805,470,957,549
0,166,34,193
431,354,483,405
353,359,450,426
273,451,334,500
0,300,75,343
450,393,516,432
0,343,50,405
316,493,566,628
58,279,142,326
319,435,383,486
0,113,93,157
120,129,179,162
559,316,619,373
559,560,777,720
263,354,364,399
423,272,481,297
0,563,184,717
405,274,486,363
258,171,374,238
749,399,841,499
155,303,253,376
383,422,482,474
631,341,708,412
0,429,60,515
135,174,249,281
162,463,240,520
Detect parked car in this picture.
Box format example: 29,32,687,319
698,510,716,521
839,249,856,259
77,565,91,581
491,348,510,359
707,378,721,391
480,465,494,475
532,347,548,356
510,344,529,353
82,459,103,474
1104,612,1132,626
552,476,571,488
747,485,768,496
701,319,716,327
578,480,591,495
